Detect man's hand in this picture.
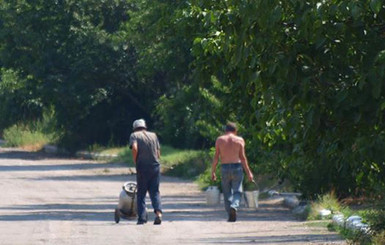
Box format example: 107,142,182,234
211,171,217,181
247,171,254,182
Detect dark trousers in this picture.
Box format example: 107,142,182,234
136,165,162,222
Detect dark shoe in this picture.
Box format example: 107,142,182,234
154,216,162,225
137,220,147,225
228,208,236,222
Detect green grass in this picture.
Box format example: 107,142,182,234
306,194,385,244
3,124,56,151
97,145,211,179
107,146,133,163
308,192,344,220
2,109,61,151
327,208,385,245
161,146,207,168
328,222,373,245
88,145,127,157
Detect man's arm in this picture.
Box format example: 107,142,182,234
239,139,254,182
156,136,161,160
131,142,138,165
211,140,220,181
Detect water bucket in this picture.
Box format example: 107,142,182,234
206,186,220,205
244,190,259,209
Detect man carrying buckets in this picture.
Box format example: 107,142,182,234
211,122,254,222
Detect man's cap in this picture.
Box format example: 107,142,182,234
133,119,147,130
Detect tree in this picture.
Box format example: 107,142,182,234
125,0,227,148
0,0,148,148
188,0,385,197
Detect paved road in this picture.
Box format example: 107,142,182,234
0,147,346,245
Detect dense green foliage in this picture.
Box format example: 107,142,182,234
0,0,153,149
1,0,384,197
187,0,385,197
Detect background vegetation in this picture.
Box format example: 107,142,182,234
1,0,384,200
89,144,211,180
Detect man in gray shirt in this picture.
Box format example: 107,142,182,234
129,119,162,225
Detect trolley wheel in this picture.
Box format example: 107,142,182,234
114,208,120,223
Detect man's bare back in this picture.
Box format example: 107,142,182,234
215,134,245,164
211,124,253,182
211,122,254,221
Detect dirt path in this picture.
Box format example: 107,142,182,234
0,147,346,245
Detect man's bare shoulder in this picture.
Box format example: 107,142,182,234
216,135,232,143
230,135,245,145
216,135,227,141
216,134,245,145
234,135,244,141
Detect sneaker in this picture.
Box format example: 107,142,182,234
137,220,147,225
154,216,162,225
228,208,236,222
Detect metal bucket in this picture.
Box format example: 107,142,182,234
244,190,259,209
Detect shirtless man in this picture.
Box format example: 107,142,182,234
211,122,254,222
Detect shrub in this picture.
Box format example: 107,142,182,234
372,230,385,245
2,109,61,151
3,124,51,151
363,209,385,231
308,192,343,220
161,146,210,179
196,166,222,191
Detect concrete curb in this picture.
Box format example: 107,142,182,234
333,214,371,234
43,144,119,160
283,195,300,209
75,150,118,160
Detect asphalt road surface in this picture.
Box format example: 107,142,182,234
0,147,346,245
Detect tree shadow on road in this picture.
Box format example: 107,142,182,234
161,195,298,223
0,162,129,172
197,233,344,244
0,149,53,160
0,200,118,222
0,189,296,224
0,149,304,224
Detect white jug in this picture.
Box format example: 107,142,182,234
206,186,220,205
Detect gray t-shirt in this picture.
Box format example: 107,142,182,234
129,130,160,169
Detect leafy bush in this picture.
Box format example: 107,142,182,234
362,201,385,243
308,192,344,220
0,68,43,130
111,147,133,164
372,230,385,245
2,109,61,150
159,146,210,179
196,166,222,191
3,124,52,151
